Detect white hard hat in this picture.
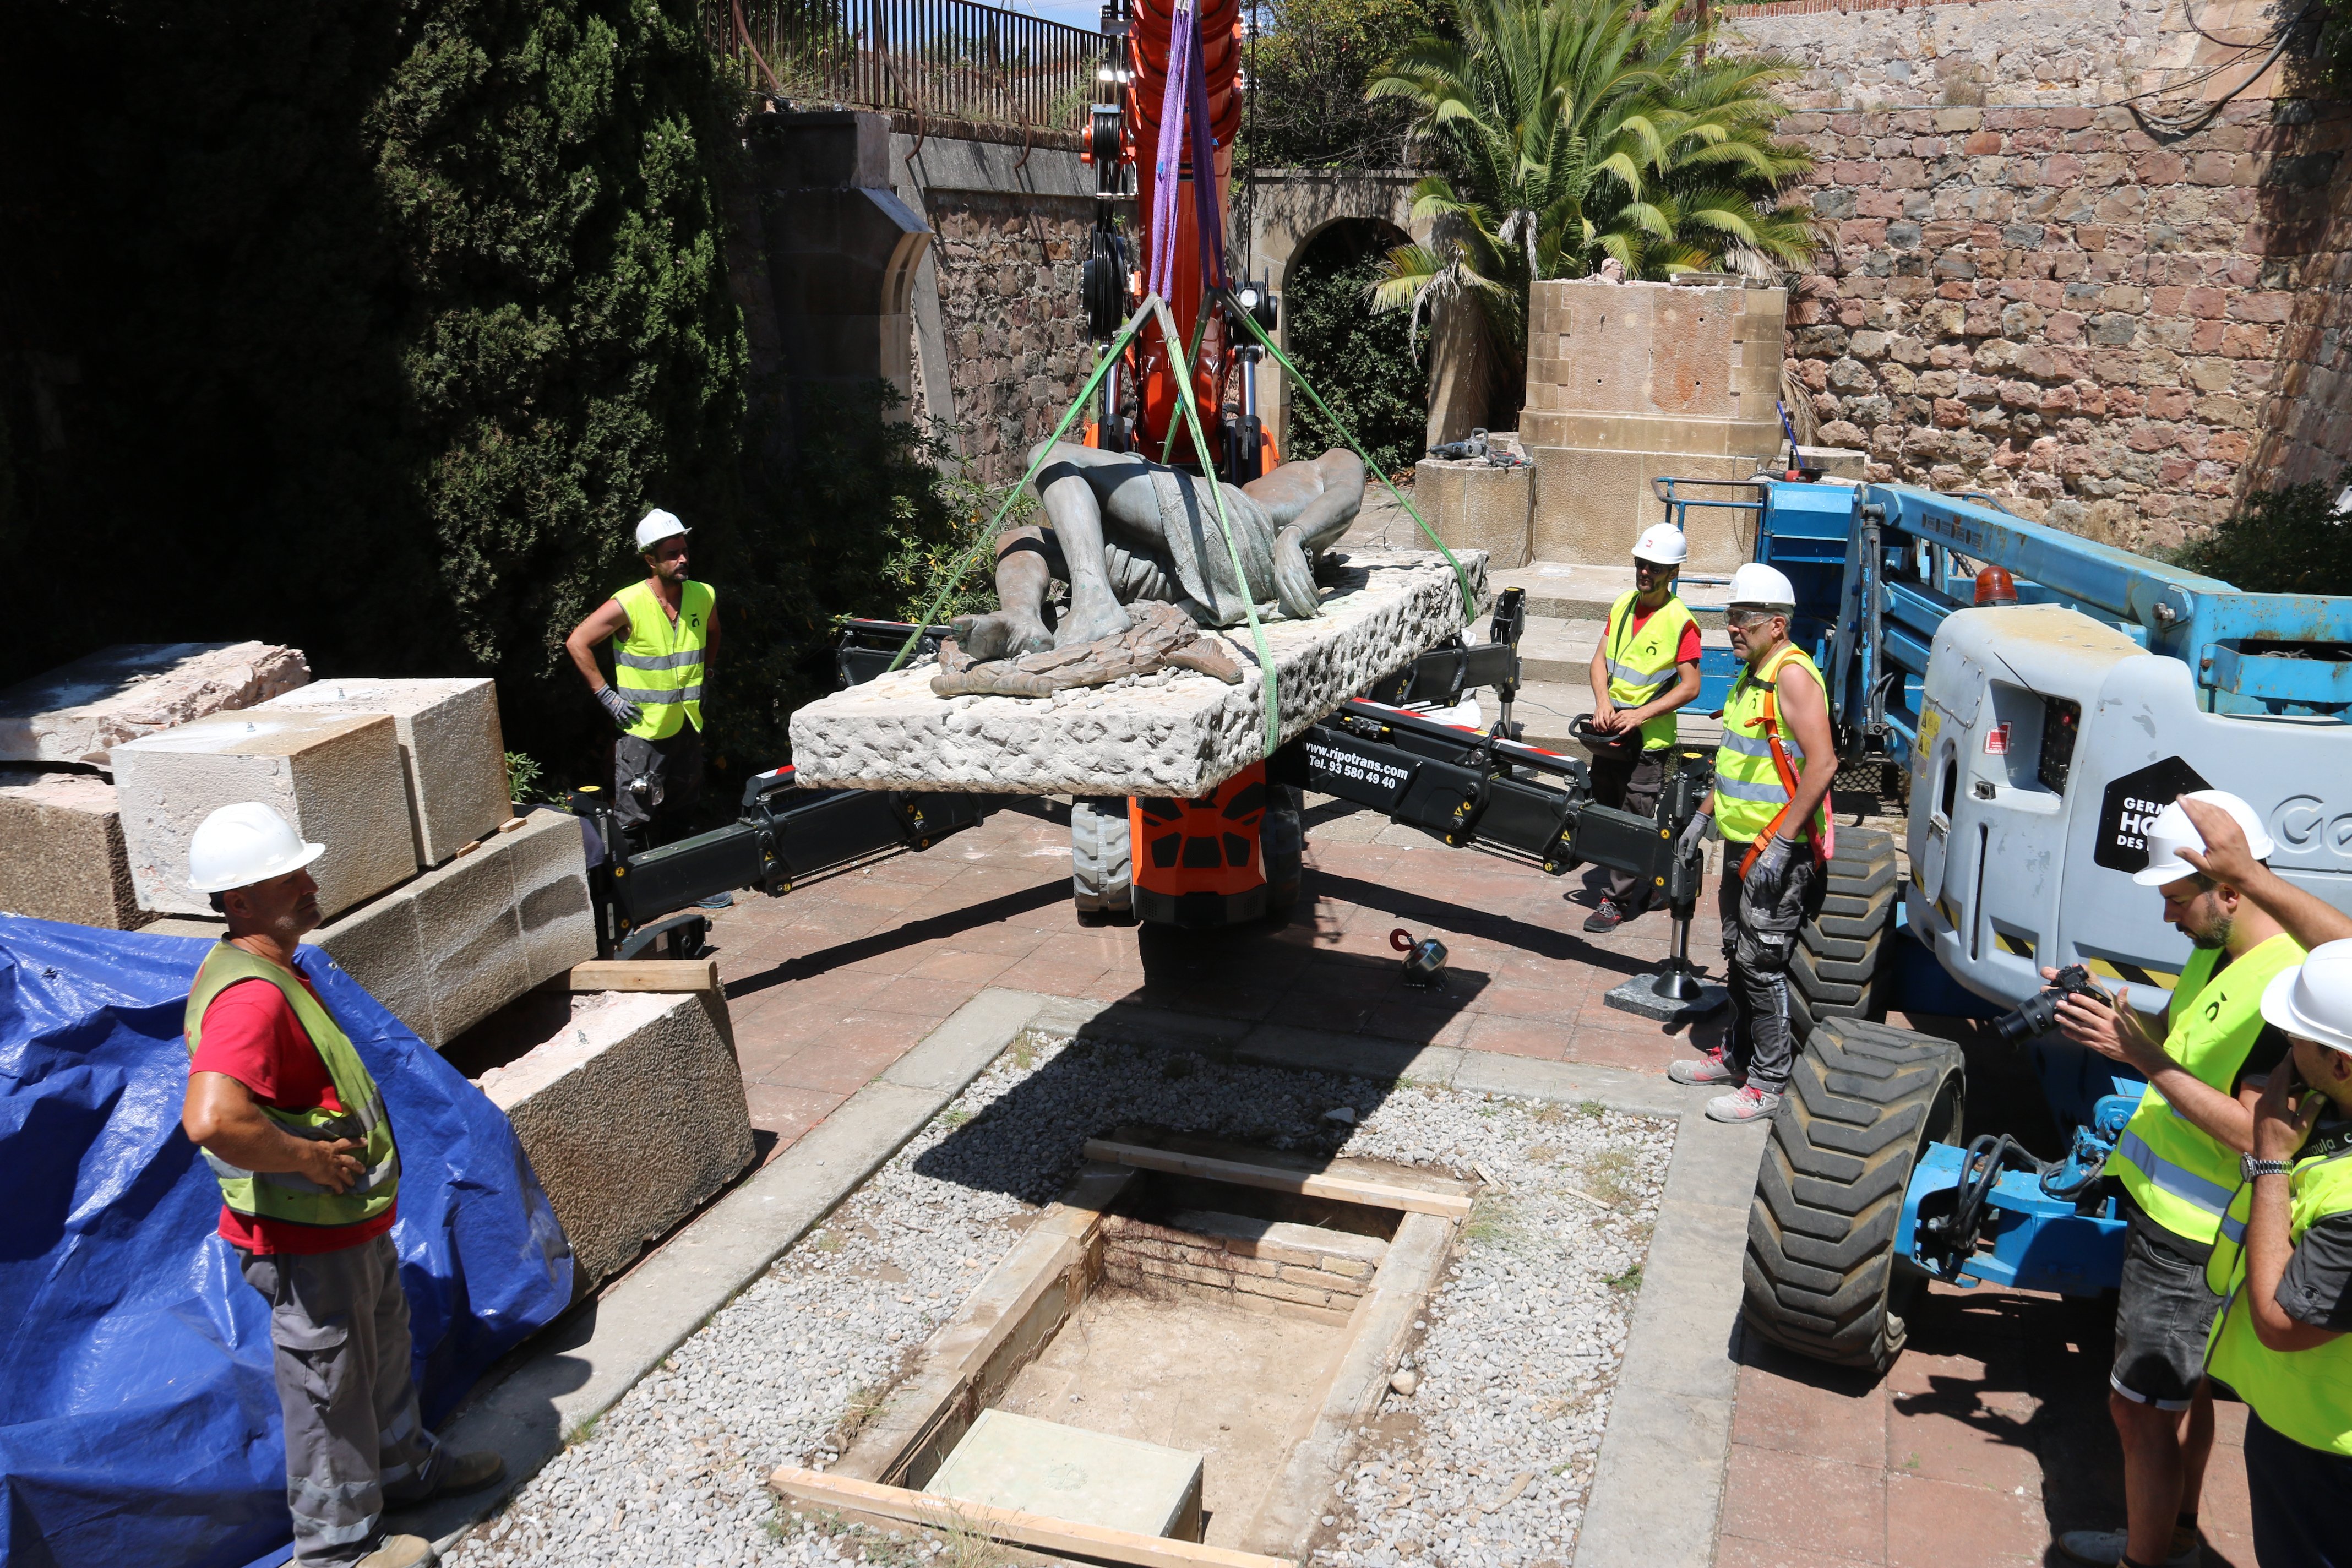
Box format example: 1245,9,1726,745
1728,562,1797,609
2132,789,2277,886
635,509,689,551
2262,939,2352,1055
189,802,325,894
1632,524,1689,567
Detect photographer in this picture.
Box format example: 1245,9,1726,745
2052,792,2306,1568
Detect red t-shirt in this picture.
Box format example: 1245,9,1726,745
188,973,396,1256
1623,602,1704,666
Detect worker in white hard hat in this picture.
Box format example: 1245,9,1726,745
1667,561,1837,1124
2042,790,2305,1568
563,508,721,855
1580,522,1702,934
178,804,502,1568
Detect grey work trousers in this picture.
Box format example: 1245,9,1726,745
613,725,705,848
1717,843,1823,1095
239,1233,445,1565
1587,743,1668,911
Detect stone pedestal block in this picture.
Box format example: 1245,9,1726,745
261,678,511,865
1529,449,1763,573
0,643,311,766
0,771,145,929
304,810,594,1047
790,549,1491,797
475,989,754,1294
1413,458,1532,570
113,711,418,919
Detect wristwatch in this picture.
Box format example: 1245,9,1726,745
2243,1154,2294,1181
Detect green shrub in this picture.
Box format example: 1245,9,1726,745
1283,223,1429,477
2172,467,2352,597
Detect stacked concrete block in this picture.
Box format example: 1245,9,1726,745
1413,455,1533,570
112,711,417,919
0,771,146,929
0,643,311,766
475,989,755,1294
260,678,511,866
303,810,595,1048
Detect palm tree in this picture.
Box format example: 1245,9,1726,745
1366,0,1818,409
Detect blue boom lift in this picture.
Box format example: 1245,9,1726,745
1650,470,2352,1370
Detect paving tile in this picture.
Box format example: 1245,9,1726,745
1457,1014,1572,1061
1886,1398,2043,1494
1714,1534,1883,1568
1882,1473,2047,1567
1730,1364,1887,1468
1716,1446,1886,1561
739,1083,842,1157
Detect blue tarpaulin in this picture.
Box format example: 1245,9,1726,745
0,917,574,1568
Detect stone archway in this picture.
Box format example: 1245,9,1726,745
1242,168,1423,458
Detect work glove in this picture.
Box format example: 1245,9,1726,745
1676,814,1713,858
1747,834,1793,899
597,685,644,732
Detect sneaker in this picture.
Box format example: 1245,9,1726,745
1582,901,1628,934
426,1449,505,1499
1667,1047,1743,1086
698,891,736,910
1706,1084,1783,1123
2056,1527,2201,1567
347,1536,437,1568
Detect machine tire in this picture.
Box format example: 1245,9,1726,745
1071,797,1133,919
1261,785,1304,912
1789,827,1899,1042
1743,1017,1965,1371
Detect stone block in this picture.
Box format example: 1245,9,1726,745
926,1408,1204,1541
476,989,755,1294
1530,449,1763,573
304,810,594,1047
0,643,311,766
1413,458,1533,569
0,770,145,929
790,548,1491,797
260,678,511,865
112,711,417,919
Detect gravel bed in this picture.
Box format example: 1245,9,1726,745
442,1035,1671,1568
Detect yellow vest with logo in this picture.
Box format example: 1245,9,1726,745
2105,933,2305,1246
1602,591,1696,752
1712,645,1825,843
2205,1127,2352,1455
183,943,400,1229
612,578,714,739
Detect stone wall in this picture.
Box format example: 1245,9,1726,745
921,189,1095,482
1723,0,2174,112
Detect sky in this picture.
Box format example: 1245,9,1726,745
993,0,1107,29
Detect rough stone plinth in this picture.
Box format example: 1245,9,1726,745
476,989,755,1294
112,710,419,919
304,810,595,1047
790,549,1490,797
0,770,146,929
261,678,512,865
0,643,311,767
1414,457,1532,570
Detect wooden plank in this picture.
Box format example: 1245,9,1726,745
558,958,721,993
768,1467,1296,1568
1081,1139,1474,1219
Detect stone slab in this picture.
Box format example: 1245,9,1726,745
789,549,1491,797
1413,459,1532,570
261,678,511,865
475,989,756,1295
1602,972,1729,1023
306,810,594,1048
112,710,418,919
0,770,146,929
1529,448,1766,573
925,1408,1204,1541
0,643,310,766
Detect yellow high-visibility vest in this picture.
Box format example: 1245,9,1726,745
1712,644,1825,843
2205,1128,2352,1455
612,578,714,739
1602,590,1696,752
2107,933,2305,1246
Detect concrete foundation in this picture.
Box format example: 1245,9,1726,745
475,989,755,1295
0,643,311,766
0,770,145,929
112,710,417,919
1521,281,1783,572
304,810,595,1048
261,678,511,865
1413,456,1532,570
789,549,1491,797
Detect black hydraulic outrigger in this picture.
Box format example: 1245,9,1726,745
571,590,1718,1013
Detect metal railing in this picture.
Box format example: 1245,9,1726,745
710,0,1103,130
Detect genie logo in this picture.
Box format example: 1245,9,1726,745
2272,796,2352,862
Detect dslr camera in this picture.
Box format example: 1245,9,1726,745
1994,963,2103,1044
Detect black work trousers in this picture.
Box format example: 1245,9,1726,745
1587,742,1668,912
1717,842,1823,1095
613,726,705,850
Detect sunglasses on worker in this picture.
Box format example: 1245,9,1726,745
1725,607,1786,629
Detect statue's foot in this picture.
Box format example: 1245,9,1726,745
1054,595,1132,650
959,609,1053,661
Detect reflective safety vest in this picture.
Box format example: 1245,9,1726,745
2106,933,2305,1247
1602,590,1697,752
2205,1124,2352,1456
1712,644,1826,844
612,578,714,739
183,943,399,1229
